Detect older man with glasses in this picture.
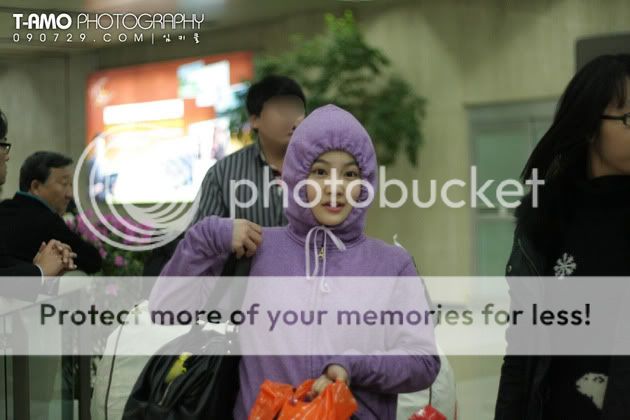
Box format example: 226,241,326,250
0,108,77,300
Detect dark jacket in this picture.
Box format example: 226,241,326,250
0,193,102,274
495,227,630,420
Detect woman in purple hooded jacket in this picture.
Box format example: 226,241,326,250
150,104,440,419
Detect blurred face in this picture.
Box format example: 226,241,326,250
306,151,362,226
30,165,73,216
590,78,630,177
250,95,305,149
0,145,8,186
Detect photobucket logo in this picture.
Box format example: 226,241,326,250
228,166,544,216
74,129,199,251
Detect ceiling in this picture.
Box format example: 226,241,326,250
0,0,392,56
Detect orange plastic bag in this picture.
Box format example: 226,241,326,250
249,379,357,420
248,380,294,420
278,379,357,420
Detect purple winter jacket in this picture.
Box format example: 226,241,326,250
150,105,440,419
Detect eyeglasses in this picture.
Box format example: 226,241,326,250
601,113,630,127
0,141,10,154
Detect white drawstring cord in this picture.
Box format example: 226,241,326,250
304,226,346,292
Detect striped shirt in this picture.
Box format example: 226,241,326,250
191,141,287,227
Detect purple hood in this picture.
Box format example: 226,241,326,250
282,104,377,245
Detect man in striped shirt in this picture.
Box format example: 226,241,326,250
144,75,306,275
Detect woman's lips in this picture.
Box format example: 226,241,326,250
323,203,345,214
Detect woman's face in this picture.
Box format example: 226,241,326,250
590,78,630,177
306,150,362,226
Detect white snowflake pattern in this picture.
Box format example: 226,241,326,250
554,252,577,279
576,373,608,410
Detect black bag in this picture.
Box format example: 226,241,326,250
122,255,251,420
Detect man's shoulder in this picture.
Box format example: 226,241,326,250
0,195,63,230
0,197,13,210
214,143,259,169
0,194,37,214
0,194,20,206
0,198,27,234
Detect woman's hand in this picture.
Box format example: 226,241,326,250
231,219,263,258
307,364,349,400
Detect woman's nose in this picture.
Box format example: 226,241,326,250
323,179,346,195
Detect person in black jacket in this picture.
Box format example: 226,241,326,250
0,109,77,300
0,151,101,275
495,54,630,420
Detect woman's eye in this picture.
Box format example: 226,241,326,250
345,170,359,178
312,168,327,176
